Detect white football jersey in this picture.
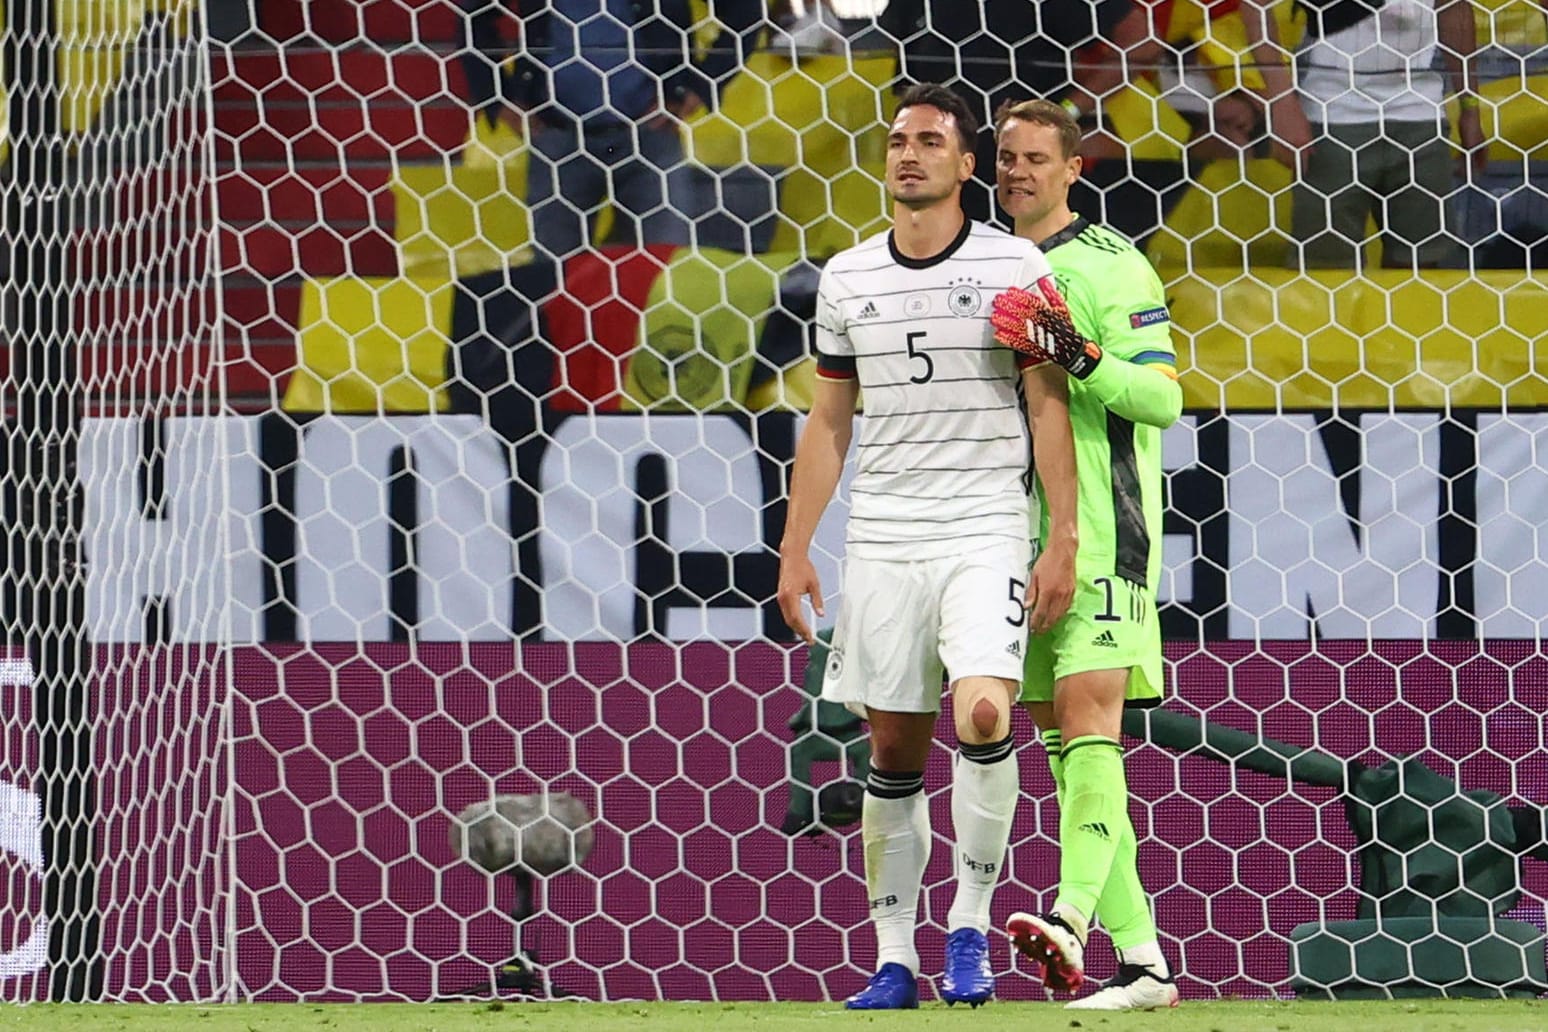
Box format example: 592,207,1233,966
814,220,1052,558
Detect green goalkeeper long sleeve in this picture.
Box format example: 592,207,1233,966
1080,355,1183,430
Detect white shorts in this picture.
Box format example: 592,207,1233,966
819,538,1032,717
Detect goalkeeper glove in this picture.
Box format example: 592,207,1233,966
990,278,1103,379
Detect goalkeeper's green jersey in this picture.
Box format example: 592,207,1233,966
1032,216,1178,589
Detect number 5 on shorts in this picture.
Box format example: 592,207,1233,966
1006,577,1026,627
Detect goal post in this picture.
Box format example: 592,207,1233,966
2,0,97,1001
2,0,237,1002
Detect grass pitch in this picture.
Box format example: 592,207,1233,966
0,1000,1546,1032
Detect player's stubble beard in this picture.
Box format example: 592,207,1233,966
890,187,952,211
889,176,961,214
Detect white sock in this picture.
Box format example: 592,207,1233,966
946,736,1018,934
1052,901,1090,944
1117,941,1170,978
862,773,931,975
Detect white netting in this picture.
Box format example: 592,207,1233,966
0,0,1546,1005
2,0,233,1003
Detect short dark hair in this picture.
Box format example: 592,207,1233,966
894,83,979,155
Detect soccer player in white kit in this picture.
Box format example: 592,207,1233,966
777,83,1079,1010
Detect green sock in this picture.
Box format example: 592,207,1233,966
1040,728,1064,802
1047,729,1159,953
1096,803,1158,953
1054,735,1126,922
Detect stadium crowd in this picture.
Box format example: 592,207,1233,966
457,0,1548,272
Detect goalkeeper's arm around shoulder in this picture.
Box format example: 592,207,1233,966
990,272,1182,431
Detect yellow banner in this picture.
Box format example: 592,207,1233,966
1170,269,1548,410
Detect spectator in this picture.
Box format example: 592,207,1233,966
1291,0,1486,268
1060,0,1312,245
460,0,766,262
880,0,1138,222
1064,0,1314,169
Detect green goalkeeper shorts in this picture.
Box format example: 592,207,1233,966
1019,572,1166,706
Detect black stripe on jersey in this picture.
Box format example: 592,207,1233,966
1107,411,1150,588
848,531,1026,545
851,286,996,302
862,345,1004,357
840,254,1031,276
1077,224,1133,255
866,403,1018,419
866,464,1027,475
864,375,1010,389
816,352,857,377
847,511,1026,524
848,316,1004,330
857,433,1023,449
851,488,1007,500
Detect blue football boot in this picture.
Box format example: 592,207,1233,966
940,927,994,1007
844,962,920,1010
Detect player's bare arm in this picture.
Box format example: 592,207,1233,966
1022,363,1077,634
777,376,858,644
1438,0,1486,175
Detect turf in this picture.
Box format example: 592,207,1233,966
0,1000,1547,1032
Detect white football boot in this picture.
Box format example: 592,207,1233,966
1066,964,1180,1011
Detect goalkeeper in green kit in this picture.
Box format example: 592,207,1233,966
988,98,1183,1011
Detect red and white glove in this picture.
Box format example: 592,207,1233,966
990,277,1103,379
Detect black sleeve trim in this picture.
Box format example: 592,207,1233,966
816,352,857,378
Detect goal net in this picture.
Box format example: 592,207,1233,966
1,0,1546,1004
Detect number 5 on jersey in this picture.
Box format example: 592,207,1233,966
906,331,933,384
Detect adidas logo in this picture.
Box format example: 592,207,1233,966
1078,821,1111,841
1091,630,1118,648
856,301,880,319
1005,639,1022,658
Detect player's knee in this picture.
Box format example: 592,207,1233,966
952,678,1014,743
868,732,908,772
969,697,1002,740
